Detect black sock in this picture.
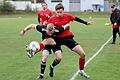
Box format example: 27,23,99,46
51,59,61,67
40,61,46,75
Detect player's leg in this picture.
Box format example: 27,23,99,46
117,27,120,45
63,37,90,78
117,27,120,37
26,38,56,58
38,38,56,51
42,38,56,46
111,28,117,44
49,46,62,78
72,45,90,78
38,47,51,80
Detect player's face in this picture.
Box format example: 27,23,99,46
42,3,48,10
111,7,116,12
47,27,54,35
56,9,64,17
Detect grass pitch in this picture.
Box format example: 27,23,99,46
0,13,120,80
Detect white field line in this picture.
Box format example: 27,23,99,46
69,36,112,80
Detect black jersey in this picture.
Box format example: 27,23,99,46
36,25,64,39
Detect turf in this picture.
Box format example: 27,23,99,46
0,13,120,80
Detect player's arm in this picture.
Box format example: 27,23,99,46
38,13,42,24
114,10,120,25
38,18,41,24
19,24,44,37
110,14,113,24
38,18,43,25
55,24,70,32
75,17,91,25
19,24,36,37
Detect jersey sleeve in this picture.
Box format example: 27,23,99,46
36,25,46,33
67,13,76,21
55,27,64,33
116,10,120,23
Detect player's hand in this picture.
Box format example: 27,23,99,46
19,29,25,38
62,23,70,29
87,21,93,25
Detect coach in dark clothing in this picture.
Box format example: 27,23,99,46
110,5,120,44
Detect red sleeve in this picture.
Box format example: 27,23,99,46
67,13,76,21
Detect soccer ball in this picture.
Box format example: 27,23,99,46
28,41,40,52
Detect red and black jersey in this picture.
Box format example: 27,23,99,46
38,9,53,24
48,13,76,38
110,8,120,28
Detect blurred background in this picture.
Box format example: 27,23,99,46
0,0,120,14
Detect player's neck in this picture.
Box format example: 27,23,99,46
43,8,47,11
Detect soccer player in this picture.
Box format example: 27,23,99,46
47,3,92,79
37,2,62,80
19,23,69,80
38,2,53,26
110,4,120,44
19,23,69,57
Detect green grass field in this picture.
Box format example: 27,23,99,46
0,13,120,80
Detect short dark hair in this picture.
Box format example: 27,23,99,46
111,4,116,8
41,2,47,5
55,3,64,11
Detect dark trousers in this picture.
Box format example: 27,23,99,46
112,27,120,43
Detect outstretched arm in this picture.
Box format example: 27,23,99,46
75,17,92,25
19,24,36,37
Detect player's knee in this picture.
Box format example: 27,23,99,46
80,53,85,59
56,56,62,61
42,50,49,62
55,50,62,60
56,54,62,61
72,45,85,58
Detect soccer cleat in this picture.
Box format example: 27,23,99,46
79,70,90,79
49,65,54,78
38,74,44,80
111,42,115,44
26,45,35,58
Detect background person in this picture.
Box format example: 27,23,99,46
38,2,53,26
110,4,120,44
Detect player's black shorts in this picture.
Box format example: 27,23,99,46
43,45,62,54
43,36,78,53
54,36,79,50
